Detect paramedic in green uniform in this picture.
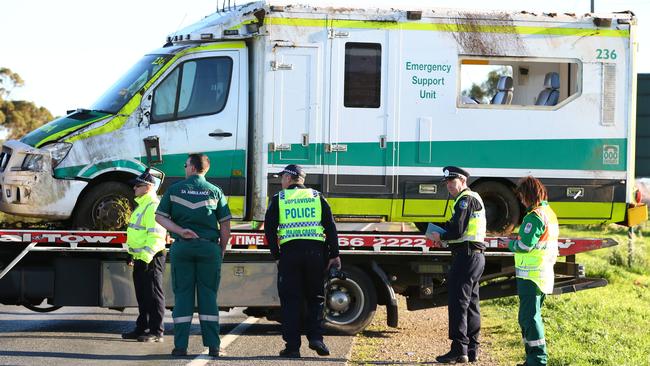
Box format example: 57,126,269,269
155,153,231,358
509,176,559,366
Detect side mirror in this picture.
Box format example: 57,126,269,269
148,167,165,193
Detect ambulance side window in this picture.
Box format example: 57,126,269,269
344,42,381,108
151,56,233,123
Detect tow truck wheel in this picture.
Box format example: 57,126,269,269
324,266,377,335
473,181,521,235
72,181,135,230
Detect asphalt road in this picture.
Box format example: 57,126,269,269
0,306,353,366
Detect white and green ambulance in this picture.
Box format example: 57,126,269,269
0,2,642,232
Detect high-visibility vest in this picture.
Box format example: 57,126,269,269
514,203,559,294
278,188,325,244
447,189,487,244
126,193,167,263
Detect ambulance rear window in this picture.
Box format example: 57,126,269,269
344,43,382,108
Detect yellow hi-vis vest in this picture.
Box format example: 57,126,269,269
278,188,325,245
447,189,487,244
515,204,559,294
126,193,167,263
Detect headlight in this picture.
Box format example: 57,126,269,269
41,142,73,168
21,154,44,171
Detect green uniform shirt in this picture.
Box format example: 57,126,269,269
156,175,231,241
509,201,547,253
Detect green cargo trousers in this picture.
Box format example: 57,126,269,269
170,239,222,349
517,278,548,366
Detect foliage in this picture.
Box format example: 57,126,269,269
462,66,511,103
0,67,53,139
482,224,650,366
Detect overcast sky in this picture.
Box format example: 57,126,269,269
1,0,648,116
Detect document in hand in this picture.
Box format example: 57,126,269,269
425,223,447,241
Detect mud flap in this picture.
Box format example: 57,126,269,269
370,260,398,328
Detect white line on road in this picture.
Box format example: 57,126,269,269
185,316,260,366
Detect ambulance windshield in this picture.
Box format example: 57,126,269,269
91,54,172,114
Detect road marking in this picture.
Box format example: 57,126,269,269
185,316,259,366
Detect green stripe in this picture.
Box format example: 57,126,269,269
269,139,627,171
21,112,111,147
268,17,629,38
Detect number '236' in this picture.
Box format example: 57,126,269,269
596,49,617,60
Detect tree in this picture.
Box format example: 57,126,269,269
0,68,52,139
462,66,511,104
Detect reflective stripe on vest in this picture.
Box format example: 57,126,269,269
447,190,487,244
126,194,167,263
514,204,559,294
278,188,325,244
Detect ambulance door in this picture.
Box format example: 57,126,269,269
269,45,323,171
326,29,394,195
139,49,245,215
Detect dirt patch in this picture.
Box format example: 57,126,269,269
349,295,499,365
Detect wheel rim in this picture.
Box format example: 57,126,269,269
325,278,365,325
91,194,131,230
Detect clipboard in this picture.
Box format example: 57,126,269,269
425,223,446,241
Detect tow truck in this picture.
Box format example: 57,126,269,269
0,227,616,334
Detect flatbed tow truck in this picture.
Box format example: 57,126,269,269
0,227,615,334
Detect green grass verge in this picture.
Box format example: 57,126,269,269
482,224,650,366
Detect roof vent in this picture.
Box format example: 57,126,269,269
407,11,422,20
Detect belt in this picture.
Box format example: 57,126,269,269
450,242,485,255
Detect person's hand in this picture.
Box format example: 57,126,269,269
327,256,342,271
179,228,199,239
431,232,441,242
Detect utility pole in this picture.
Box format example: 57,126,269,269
591,0,595,13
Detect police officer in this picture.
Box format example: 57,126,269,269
155,154,231,358
509,176,559,366
264,164,340,358
431,166,486,364
121,169,167,343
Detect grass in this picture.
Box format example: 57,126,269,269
482,224,650,366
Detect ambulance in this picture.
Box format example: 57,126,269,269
0,2,643,232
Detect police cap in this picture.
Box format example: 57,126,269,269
276,164,306,179
441,166,470,181
129,168,156,186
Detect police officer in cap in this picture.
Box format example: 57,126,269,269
121,169,167,343
431,166,487,364
264,164,341,358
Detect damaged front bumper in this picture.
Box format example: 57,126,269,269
0,140,87,220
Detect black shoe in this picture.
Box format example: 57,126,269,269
208,347,219,357
171,348,188,357
516,363,528,366
468,350,479,362
435,350,469,364
137,333,164,343
279,348,301,358
121,330,145,340
308,341,330,356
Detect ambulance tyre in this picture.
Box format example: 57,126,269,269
323,266,377,335
24,303,62,313
72,181,135,230
473,181,521,235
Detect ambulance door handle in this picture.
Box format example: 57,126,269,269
302,134,309,147
325,144,347,153
379,135,387,149
209,132,232,137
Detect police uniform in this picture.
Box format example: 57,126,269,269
155,174,231,352
436,166,486,363
264,173,339,356
509,201,559,366
122,171,167,342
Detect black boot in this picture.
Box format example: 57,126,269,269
435,350,469,364
308,340,330,356
279,348,300,358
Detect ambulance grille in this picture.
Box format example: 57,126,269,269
601,63,616,126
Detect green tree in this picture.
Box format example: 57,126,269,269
0,68,52,139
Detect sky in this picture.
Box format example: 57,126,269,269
1,0,649,117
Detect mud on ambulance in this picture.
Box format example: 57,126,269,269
0,2,643,232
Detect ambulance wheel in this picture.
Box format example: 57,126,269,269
23,303,61,313
324,266,377,335
72,181,135,230
473,181,521,235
